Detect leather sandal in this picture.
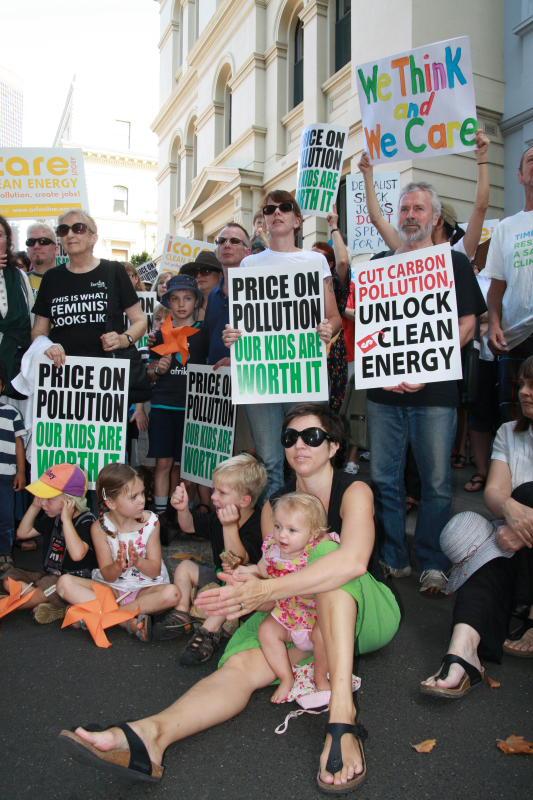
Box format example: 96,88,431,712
503,619,533,658
59,722,164,783
317,722,368,794
419,653,484,699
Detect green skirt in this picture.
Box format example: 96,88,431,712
219,539,401,668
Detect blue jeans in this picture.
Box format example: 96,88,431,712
244,402,293,498
367,400,456,572
0,475,16,555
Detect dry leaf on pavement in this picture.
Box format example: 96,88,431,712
496,735,533,755
411,739,437,753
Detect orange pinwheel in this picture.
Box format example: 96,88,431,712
0,577,36,619
62,581,139,648
151,316,200,363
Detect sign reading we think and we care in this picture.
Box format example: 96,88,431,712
356,36,477,164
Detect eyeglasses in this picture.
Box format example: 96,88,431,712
197,267,219,275
280,427,333,448
262,202,294,215
26,237,55,247
55,222,93,237
215,237,246,246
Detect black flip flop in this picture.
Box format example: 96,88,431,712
317,722,368,794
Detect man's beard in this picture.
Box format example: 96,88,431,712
398,219,433,244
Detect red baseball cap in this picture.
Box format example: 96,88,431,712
26,464,88,499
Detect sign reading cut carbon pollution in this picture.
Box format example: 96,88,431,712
181,366,235,487
0,147,89,218
31,357,129,489
352,243,462,389
159,235,216,273
296,124,348,216
356,36,477,164
229,263,328,404
347,170,401,254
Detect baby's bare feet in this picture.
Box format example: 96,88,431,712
271,679,294,704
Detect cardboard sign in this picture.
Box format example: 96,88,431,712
296,124,348,216
159,235,216,272
228,263,328,404
180,365,235,487
31,357,129,489
352,243,462,389
123,292,156,352
0,147,89,218
356,36,477,164
347,170,401,253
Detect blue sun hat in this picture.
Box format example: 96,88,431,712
161,274,202,308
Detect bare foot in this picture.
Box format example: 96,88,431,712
270,679,294,704
504,626,533,656
314,671,331,693
75,722,162,766
421,651,482,690
319,723,364,786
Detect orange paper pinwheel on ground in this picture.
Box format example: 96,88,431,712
151,316,199,363
0,578,35,619
62,581,139,648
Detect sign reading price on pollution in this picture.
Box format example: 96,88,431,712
296,124,348,217
356,36,477,164
31,357,129,489
228,263,328,404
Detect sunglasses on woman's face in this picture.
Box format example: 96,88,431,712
281,427,333,448
262,202,294,216
55,222,92,237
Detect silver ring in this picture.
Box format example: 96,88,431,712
240,602,245,610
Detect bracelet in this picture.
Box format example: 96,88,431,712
477,161,489,165
330,228,339,234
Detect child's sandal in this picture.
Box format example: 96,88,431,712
179,627,220,665
127,614,152,643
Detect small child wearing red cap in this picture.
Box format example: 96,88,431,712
2,463,97,623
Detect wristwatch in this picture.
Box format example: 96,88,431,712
124,333,134,346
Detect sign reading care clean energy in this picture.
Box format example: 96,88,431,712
356,36,477,164
31,357,129,489
228,263,328,404
0,148,89,218
159,235,216,272
352,243,462,389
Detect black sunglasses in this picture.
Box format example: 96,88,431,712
26,237,55,247
56,222,93,236
215,236,246,246
263,202,294,215
281,427,333,449
197,267,219,275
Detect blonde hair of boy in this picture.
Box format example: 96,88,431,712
213,453,267,506
271,492,328,539
64,492,90,515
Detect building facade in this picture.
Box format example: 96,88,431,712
0,66,23,147
153,0,505,250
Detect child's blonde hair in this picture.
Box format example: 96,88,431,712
64,493,89,515
96,463,141,535
271,492,328,540
213,453,267,506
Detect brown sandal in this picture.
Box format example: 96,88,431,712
464,474,486,493
180,626,220,665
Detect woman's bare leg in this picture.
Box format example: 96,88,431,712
311,625,330,693
74,649,276,765
315,588,361,787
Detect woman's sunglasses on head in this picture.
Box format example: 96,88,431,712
56,222,93,237
281,427,333,448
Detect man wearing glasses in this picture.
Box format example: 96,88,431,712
26,223,58,297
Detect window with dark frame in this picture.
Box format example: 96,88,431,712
335,0,351,73
293,19,304,108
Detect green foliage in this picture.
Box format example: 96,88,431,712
130,251,152,266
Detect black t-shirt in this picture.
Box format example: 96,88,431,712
33,260,139,357
150,322,209,409
35,510,97,576
367,250,486,407
187,507,263,570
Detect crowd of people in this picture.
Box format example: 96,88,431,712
0,137,532,791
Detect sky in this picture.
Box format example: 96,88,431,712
1,0,160,147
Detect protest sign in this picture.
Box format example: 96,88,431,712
0,147,89,218
31,357,129,489
356,36,477,165
352,243,462,389
228,263,328,404
123,292,156,352
347,170,401,253
181,365,235,487
137,260,159,285
459,218,499,245
159,235,216,272
296,124,348,216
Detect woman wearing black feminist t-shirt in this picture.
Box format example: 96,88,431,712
32,210,146,364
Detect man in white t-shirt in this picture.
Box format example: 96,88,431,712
485,145,533,420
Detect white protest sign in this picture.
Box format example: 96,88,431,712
137,260,159,285
347,170,401,253
356,36,477,165
296,124,348,216
123,292,156,351
228,263,328,404
353,243,462,389
31,357,129,489
180,366,235,487
0,147,89,218
459,218,499,245
159,235,216,272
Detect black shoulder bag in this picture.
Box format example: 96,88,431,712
104,261,152,403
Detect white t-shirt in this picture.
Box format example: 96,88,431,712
241,248,331,280
483,210,533,349
491,421,533,489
